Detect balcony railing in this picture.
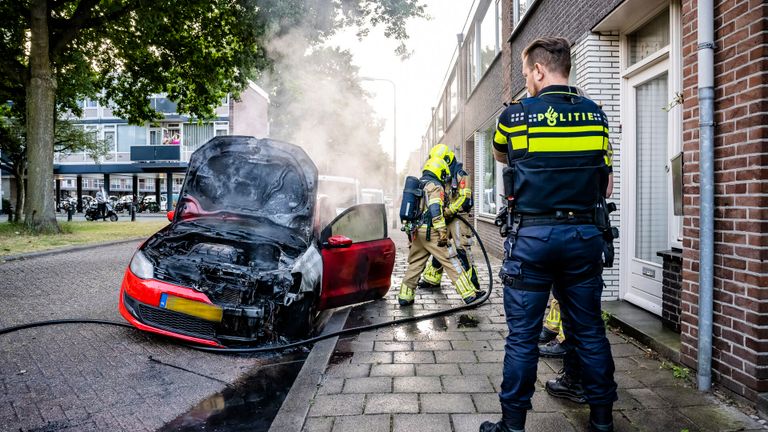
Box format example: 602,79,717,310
130,145,181,162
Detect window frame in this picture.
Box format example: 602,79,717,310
474,112,504,220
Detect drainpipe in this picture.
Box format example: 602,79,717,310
697,0,715,392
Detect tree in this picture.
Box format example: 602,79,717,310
1,0,426,233
0,108,109,222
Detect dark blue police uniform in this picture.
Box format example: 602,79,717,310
492,85,617,425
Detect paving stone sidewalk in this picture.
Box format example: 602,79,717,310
299,232,765,432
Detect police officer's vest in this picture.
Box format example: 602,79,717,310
511,93,610,214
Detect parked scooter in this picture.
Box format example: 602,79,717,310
84,201,118,221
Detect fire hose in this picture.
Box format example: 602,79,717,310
0,215,493,354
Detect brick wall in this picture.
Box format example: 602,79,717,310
659,249,684,333
571,31,621,300
679,0,768,405
507,0,624,96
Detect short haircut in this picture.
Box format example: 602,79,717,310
522,37,571,77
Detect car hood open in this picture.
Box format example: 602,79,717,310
176,136,318,246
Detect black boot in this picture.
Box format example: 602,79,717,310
538,327,558,344
545,373,586,404
538,339,567,357
589,404,614,432
479,409,526,432
479,421,525,432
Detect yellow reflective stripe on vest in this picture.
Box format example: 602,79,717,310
511,135,527,150
494,130,507,145
528,125,608,134
428,197,442,206
528,135,605,152
498,123,527,134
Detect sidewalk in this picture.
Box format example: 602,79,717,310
298,232,764,432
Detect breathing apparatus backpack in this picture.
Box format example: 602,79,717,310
399,176,423,223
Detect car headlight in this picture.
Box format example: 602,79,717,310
130,250,154,280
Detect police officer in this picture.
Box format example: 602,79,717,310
398,156,484,306
479,37,616,432
419,144,479,291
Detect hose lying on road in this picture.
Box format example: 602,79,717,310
0,215,494,354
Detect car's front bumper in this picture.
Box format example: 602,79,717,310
118,269,224,347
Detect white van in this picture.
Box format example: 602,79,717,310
361,188,384,204
318,175,361,216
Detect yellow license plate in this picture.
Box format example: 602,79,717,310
160,294,223,322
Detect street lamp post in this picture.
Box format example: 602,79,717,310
360,76,397,229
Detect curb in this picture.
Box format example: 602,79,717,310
269,307,351,432
0,237,146,263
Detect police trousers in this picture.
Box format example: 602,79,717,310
499,224,617,413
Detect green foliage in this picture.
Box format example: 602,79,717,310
1,0,427,125
601,310,613,327
661,361,691,380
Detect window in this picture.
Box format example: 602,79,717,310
448,73,458,121
635,73,669,264
325,204,387,244
512,0,533,28
151,97,178,114
214,121,229,136
475,119,499,216
117,125,147,152
478,0,500,78
435,101,444,139
466,33,476,91
84,99,98,108
184,123,214,153
628,10,670,66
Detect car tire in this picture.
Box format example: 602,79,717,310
277,294,316,339
109,214,118,222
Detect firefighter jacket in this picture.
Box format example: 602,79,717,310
493,85,612,215
446,165,472,216
419,175,447,231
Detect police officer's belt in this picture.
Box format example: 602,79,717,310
516,211,594,228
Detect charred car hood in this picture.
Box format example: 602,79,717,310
176,136,318,245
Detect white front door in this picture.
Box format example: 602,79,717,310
623,61,670,316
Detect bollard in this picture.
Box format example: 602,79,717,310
67,205,74,222
131,202,136,222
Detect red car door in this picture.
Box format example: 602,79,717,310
318,203,396,310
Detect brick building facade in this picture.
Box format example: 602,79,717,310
420,0,768,416
677,0,767,410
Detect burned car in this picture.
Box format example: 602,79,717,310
119,136,396,347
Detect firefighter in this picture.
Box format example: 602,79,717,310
398,156,485,306
539,299,587,403
419,144,479,291
480,37,616,432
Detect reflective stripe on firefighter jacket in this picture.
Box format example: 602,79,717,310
447,168,473,216
420,180,447,231
494,87,612,214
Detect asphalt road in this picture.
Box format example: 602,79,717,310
0,242,304,432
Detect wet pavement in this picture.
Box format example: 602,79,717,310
0,242,306,431
298,232,766,432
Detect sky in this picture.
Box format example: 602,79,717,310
326,1,478,172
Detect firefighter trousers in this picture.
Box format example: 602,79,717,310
402,227,476,300
421,215,479,288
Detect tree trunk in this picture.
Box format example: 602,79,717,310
24,0,59,233
13,169,25,223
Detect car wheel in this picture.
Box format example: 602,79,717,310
109,214,118,222
277,294,316,339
